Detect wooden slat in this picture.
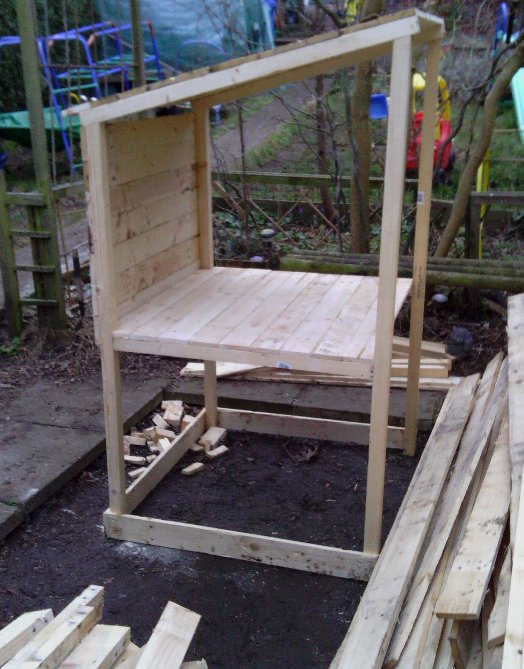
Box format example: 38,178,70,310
110,168,195,216
104,512,377,581
450,620,477,669
329,373,479,669
3,586,104,669
435,415,510,620
502,293,524,668
116,236,200,306
134,601,200,669
0,611,53,666
193,103,213,269
216,408,404,449
488,549,511,648
384,356,505,666
57,624,130,669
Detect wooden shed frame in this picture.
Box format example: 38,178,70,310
74,8,444,579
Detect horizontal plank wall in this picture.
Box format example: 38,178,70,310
107,113,199,312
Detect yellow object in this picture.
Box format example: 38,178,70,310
345,0,363,20
475,148,491,259
412,73,451,139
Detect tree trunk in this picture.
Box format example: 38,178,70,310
435,39,524,257
315,75,337,221
349,0,384,254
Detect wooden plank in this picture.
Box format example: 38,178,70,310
77,12,442,125
501,293,524,668
508,293,524,549
84,122,126,514
116,236,200,306
3,586,104,669
488,549,511,648
193,103,213,269
329,373,479,669
384,356,505,666
203,361,217,429
104,512,377,581
404,37,442,455
364,35,413,554
450,620,477,669
216,408,404,449
113,644,142,669
432,619,454,669
57,624,130,669
134,601,200,669
435,415,510,620
125,409,206,513
0,611,53,666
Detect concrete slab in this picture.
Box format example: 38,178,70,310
0,502,23,541
0,374,167,540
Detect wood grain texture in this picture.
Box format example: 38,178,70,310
329,374,479,669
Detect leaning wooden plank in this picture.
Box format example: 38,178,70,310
113,643,141,668
508,293,524,550
502,294,524,669
125,409,205,513
0,610,54,666
329,373,479,669
134,602,200,669
488,549,511,648
3,585,104,669
432,619,454,669
450,620,477,669
104,512,377,581
57,624,130,669
383,355,505,667
436,415,510,620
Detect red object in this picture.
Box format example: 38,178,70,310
406,111,453,173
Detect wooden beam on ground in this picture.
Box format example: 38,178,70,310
217,408,404,449
376,355,505,668
0,610,53,666
135,601,201,669
56,624,129,668
435,415,510,620
502,293,524,668
3,585,104,669
103,512,377,581
329,374,479,669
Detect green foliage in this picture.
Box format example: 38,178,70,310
0,1,97,113
0,337,20,355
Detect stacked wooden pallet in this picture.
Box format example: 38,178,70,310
0,585,206,669
181,336,457,391
330,295,524,668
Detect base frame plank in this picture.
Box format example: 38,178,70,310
104,511,378,581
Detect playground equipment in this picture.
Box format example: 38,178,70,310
0,21,165,173
406,72,454,179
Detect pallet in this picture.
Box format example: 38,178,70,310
0,585,206,669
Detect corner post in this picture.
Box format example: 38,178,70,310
84,122,127,515
0,159,22,336
404,39,441,456
364,36,412,555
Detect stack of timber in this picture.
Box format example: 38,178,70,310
330,294,524,668
181,336,456,391
0,585,206,669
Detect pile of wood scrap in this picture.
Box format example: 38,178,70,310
330,294,524,668
181,337,457,390
124,401,228,480
0,585,206,669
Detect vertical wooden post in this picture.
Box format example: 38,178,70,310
84,122,127,515
0,161,22,336
193,103,214,269
404,39,441,457
364,36,412,555
16,0,67,331
204,361,218,429
130,0,146,88
194,102,216,427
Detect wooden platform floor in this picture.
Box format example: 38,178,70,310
114,268,412,377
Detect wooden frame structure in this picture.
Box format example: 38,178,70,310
74,9,444,577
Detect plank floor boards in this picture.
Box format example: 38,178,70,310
114,268,412,372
